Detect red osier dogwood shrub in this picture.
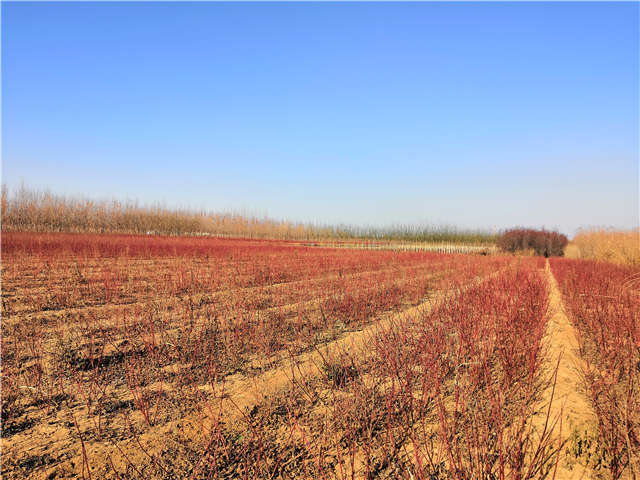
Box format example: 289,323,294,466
497,228,568,257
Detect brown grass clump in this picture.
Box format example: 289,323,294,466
568,229,640,265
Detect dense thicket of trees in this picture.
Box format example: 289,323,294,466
497,228,568,257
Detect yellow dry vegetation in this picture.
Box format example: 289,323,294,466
567,228,640,265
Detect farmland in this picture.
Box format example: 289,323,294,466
1,232,638,479
3,0,638,478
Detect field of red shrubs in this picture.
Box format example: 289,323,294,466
550,259,639,477
1,232,636,479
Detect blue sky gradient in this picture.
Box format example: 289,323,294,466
2,2,638,235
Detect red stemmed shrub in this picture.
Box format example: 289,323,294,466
551,258,639,478
3,231,516,480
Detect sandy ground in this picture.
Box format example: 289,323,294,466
541,261,597,480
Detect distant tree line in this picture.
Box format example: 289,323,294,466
1,185,329,239
497,228,568,257
1,185,496,243
326,224,497,245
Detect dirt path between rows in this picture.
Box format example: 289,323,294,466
541,261,597,479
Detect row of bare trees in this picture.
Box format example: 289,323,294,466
1,185,336,240
2,184,500,244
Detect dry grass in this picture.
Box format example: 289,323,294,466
567,229,640,266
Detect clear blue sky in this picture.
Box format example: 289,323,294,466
2,2,638,235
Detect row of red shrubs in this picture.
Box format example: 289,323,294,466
497,228,568,257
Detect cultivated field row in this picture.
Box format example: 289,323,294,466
2,232,638,479
550,259,639,477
